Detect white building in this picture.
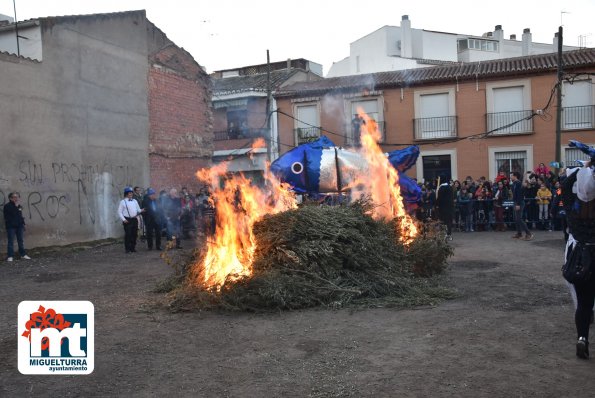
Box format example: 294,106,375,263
328,15,578,77
0,14,43,60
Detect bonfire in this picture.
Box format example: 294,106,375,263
162,111,453,311
193,112,419,291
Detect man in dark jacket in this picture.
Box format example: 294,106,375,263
142,188,162,251
510,171,533,240
3,192,31,262
163,188,183,249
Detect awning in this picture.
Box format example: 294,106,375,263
213,98,249,109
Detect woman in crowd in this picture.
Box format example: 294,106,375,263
493,180,508,231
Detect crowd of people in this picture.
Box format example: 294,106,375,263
117,185,217,253
3,142,595,363
417,162,569,240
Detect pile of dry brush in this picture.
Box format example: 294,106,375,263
159,201,455,312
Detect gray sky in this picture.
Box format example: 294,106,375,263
2,0,593,75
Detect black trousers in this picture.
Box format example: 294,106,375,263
145,218,161,249
575,276,595,340
439,211,453,235
123,217,138,252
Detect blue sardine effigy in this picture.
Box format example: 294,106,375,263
569,140,595,163
269,136,421,206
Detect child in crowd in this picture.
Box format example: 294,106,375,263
536,182,552,230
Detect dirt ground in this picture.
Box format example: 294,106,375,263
1,230,595,397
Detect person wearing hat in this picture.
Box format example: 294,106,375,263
142,188,163,251
562,140,595,359
117,186,145,253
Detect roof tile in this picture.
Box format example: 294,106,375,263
277,48,595,97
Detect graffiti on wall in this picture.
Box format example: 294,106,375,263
0,159,138,244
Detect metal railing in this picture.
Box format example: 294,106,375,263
347,121,385,146
214,128,269,141
413,116,457,140
486,110,533,135
562,105,595,130
295,127,322,145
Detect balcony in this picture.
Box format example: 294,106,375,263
486,110,533,135
347,121,385,146
295,127,322,145
214,128,269,141
562,105,595,130
413,116,457,140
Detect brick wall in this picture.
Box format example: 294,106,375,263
148,45,213,193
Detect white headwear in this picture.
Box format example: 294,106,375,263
566,167,580,194
576,166,595,202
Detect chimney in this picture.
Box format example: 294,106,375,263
287,58,291,71
493,25,504,41
553,32,559,52
510,34,517,40
400,15,412,58
522,28,532,55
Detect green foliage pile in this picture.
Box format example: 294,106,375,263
165,202,454,312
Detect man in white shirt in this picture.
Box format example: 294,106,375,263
118,186,145,253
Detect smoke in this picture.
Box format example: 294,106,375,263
321,94,346,128
354,74,377,91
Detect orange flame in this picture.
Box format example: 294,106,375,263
353,109,418,244
251,137,266,149
194,144,297,290
193,112,417,289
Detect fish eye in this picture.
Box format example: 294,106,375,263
291,162,304,174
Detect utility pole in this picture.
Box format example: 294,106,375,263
266,50,272,162
13,0,20,56
555,26,563,167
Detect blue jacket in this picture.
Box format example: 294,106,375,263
3,201,25,228
457,191,473,214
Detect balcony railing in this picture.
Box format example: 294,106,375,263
413,116,457,140
347,121,385,146
562,105,595,130
214,128,268,141
486,110,533,135
295,127,322,145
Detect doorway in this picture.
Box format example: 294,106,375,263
422,155,451,186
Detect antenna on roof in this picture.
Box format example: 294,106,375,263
12,0,20,56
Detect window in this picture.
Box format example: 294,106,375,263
563,145,594,167
414,88,456,140
457,39,468,52
562,80,594,129
486,80,532,135
495,151,527,176
295,103,320,144
488,145,533,181
226,109,247,139
349,98,384,144
461,38,499,52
